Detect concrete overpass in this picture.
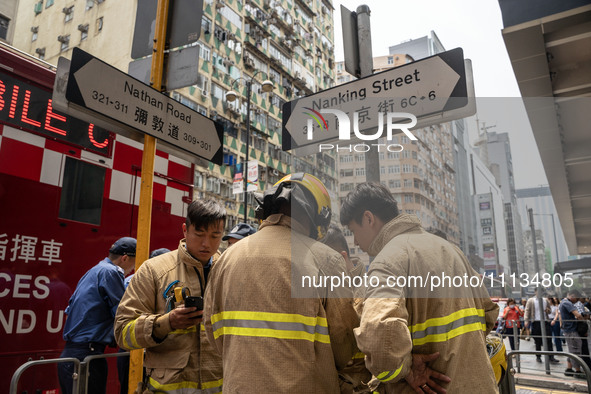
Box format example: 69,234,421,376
499,0,591,256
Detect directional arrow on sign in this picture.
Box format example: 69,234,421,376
282,48,473,152
65,48,223,164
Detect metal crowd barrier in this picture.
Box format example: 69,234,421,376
9,351,130,394
506,350,591,393
499,318,591,373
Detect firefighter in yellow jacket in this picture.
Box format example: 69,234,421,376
114,199,226,393
203,173,360,393
340,183,499,393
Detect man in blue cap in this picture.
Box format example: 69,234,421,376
222,223,256,247
58,236,136,394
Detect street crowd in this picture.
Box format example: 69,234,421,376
497,290,591,379
60,172,575,394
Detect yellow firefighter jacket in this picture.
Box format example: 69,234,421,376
203,214,360,393
356,214,499,393
114,240,223,394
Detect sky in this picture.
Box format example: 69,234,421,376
332,0,549,189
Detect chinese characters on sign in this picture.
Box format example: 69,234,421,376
0,234,63,265
231,161,258,194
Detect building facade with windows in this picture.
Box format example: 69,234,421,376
11,0,339,230
0,0,18,44
470,147,510,275
472,130,524,276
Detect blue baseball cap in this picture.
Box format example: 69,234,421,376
109,237,137,256
150,248,171,258
222,223,256,241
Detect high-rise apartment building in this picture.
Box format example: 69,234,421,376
470,147,510,275
12,0,339,229
472,130,524,275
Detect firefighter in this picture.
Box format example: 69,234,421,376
203,173,361,393
114,199,226,393
340,183,499,393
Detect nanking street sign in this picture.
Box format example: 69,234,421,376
282,48,474,152
65,48,222,164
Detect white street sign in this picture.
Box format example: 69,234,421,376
282,48,473,152
65,48,222,164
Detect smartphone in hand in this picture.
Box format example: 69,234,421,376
185,296,204,311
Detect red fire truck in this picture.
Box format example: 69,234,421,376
0,43,195,393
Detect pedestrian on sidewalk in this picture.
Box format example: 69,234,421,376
524,291,559,364
574,296,591,372
549,297,563,352
502,298,523,350
560,290,586,378
519,299,530,341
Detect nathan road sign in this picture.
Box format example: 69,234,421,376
282,47,474,152
65,48,222,164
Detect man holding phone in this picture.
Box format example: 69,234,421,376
115,199,226,393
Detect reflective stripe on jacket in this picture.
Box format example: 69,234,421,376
410,307,487,346
204,214,360,393
211,311,331,343
114,240,222,392
356,214,499,393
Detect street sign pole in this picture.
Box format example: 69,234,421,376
129,0,169,391
341,4,379,182
355,5,380,183
528,208,551,375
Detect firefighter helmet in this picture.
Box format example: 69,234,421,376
487,333,507,385
275,173,331,237
253,172,331,239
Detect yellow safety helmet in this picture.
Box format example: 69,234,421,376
274,173,332,239
486,333,507,385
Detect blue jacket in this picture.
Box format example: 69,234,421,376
62,258,125,345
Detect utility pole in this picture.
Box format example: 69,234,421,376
244,80,252,223
528,207,551,374
128,1,169,392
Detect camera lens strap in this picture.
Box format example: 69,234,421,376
194,266,205,294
